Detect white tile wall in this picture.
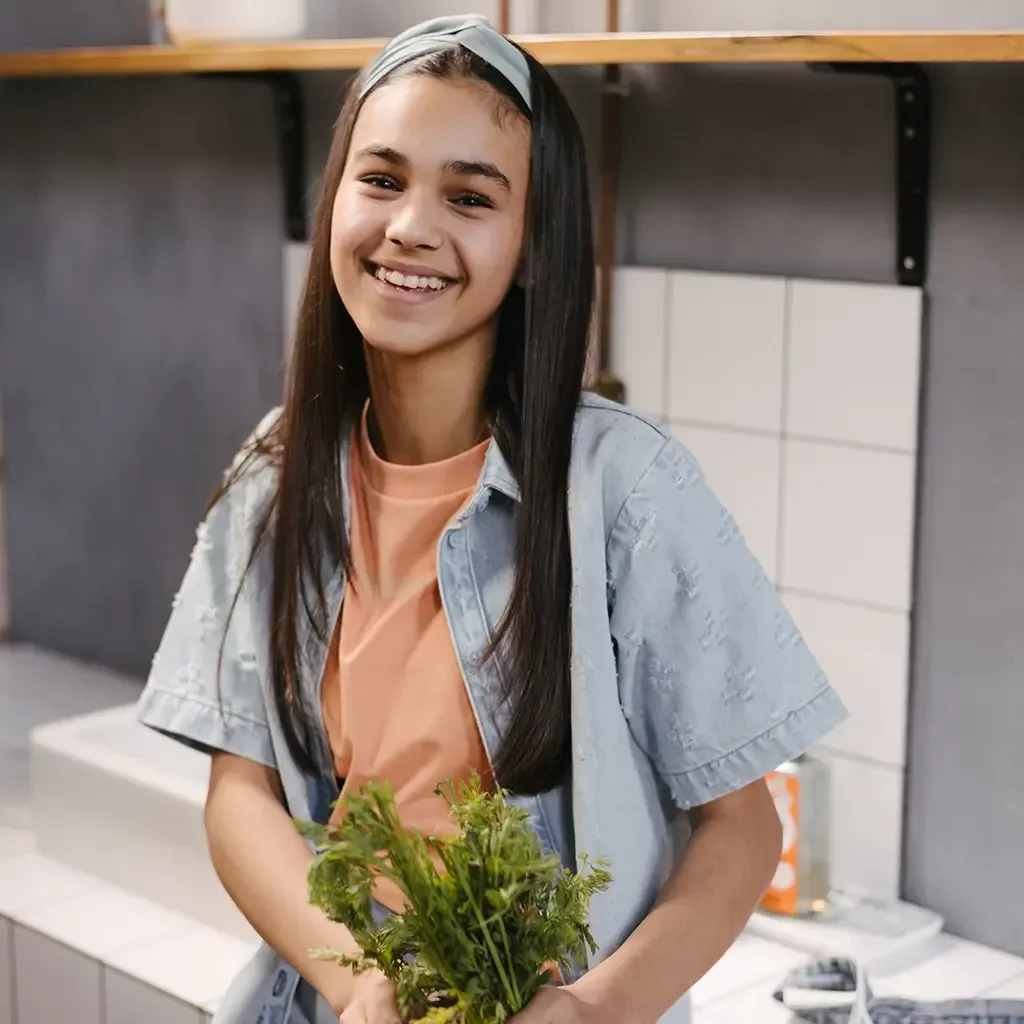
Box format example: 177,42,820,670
642,264,923,900
668,271,786,432
0,848,260,1023
672,425,781,579
0,854,102,922
104,969,204,1024
780,440,917,610
105,924,258,1013
786,279,923,451
0,825,33,862
611,267,669,418
16,886,195,962
814,749,905,900
0,843,258,1024
783,593,910,767
0,917,12,1024
13,926,103,1024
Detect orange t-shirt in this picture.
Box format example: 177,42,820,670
320,412,491,913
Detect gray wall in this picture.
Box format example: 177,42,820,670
0,76,284,675
0,11,1022,954
902,67,1024,957
0,0,150,50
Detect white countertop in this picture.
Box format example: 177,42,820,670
696,922,1024,1022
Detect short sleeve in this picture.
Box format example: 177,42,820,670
136,410,282,769
607,436,848,810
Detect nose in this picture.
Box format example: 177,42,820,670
385,189,444,251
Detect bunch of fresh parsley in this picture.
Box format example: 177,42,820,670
298,776,611,1024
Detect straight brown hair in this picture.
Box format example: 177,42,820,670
217,43,594,795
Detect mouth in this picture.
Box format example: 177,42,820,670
363,260,456,295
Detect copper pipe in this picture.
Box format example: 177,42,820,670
498,0,511,34
593,0,625,402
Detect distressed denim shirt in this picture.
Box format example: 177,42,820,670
137,393,847,1024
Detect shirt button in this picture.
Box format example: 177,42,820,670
447,532,458,549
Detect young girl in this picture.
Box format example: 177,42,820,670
138,15,846,1024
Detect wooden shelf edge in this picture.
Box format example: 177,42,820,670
2,30,1024,77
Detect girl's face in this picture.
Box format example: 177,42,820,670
331,74,530,359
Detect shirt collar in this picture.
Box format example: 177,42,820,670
481,436,521,503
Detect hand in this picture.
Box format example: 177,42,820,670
339,970,401,1024
509,982,630,1024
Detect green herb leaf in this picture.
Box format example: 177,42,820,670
297,774,611,1024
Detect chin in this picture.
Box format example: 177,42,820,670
357,319,453,358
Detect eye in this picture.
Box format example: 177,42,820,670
360,174,401,192
452,192,494,210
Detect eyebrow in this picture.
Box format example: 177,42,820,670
353,145,512,192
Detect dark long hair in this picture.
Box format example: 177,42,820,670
220,43,594,796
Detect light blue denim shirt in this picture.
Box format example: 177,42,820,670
137,394,847,1024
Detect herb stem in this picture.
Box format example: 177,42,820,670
450,856,519,1013
496,914,522,1011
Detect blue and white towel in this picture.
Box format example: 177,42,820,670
774,957,1024,1024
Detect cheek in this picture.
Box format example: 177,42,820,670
330,189,377,277
465,219,523,298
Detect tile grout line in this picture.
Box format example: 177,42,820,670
778,585,911,618
785,431,917,458
15,914,235,1017
106,958,216,1022
669,417,780,441
665,415,917,458
816,743,906,773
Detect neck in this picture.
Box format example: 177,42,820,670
364,338,492,466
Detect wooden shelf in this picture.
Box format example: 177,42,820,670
1,30,1024,78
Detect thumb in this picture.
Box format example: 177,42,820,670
340,1004,366,1024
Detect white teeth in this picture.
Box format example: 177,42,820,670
374,266,448,291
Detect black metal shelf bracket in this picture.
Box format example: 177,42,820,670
267,72,308,243
812,62,931,288
204,71,308,242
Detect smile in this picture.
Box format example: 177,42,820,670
364,261,454,294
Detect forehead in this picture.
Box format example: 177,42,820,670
349,75,530,177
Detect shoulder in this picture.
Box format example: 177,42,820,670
136,405,285,768
571,393,705,542
224,406,283,488
211,406,284,526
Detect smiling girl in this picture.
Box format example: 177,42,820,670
138,15,846,1024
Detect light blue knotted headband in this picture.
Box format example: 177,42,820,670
358,14,532,112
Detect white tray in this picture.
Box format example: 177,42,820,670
746,887,944,966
